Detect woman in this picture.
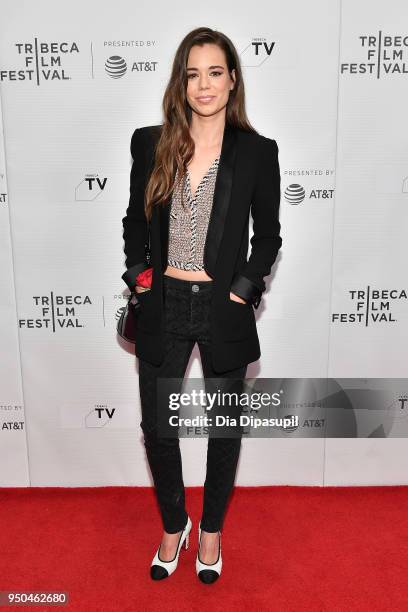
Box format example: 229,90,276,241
121,27,282,583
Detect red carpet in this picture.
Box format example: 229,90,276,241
1,485,407,611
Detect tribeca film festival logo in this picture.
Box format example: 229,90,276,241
341,32,408,78
332,286,407,326
0,40,79,84
19,292,92,332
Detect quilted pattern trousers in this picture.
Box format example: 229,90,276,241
138,273,248,533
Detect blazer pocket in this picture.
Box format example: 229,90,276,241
228,296,250,307
219,297,253,341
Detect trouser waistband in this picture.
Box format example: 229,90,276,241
163,274,213,293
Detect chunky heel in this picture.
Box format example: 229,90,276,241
150,515,192,580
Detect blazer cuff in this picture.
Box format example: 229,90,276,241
121,262,149,290
230,273,263,309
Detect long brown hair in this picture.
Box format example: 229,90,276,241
144,27,258,221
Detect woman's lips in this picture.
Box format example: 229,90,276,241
197,96,215,104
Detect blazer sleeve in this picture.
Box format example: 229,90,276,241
121,127,150,290
230,137,282,309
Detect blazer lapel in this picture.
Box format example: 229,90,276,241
158,122,238,274
203,122,237,276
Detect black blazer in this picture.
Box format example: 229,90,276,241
121,122,282,373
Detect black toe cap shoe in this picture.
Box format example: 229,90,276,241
150,565,169,580
198,569,219,584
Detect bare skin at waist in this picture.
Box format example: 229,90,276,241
136,265,246,303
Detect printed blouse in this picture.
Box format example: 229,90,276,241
167,156,220,271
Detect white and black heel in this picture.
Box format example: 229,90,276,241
196,521,222,584
150,515,192,580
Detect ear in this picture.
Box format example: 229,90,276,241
230,68,236,90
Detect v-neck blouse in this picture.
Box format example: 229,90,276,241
167,157,220,271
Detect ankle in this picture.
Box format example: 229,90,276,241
201,530,219,539
162,529,182,542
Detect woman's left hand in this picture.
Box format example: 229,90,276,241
229,291,247,304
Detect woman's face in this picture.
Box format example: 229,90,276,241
186,43,235,118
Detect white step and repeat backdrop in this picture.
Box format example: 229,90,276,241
1,0,407,487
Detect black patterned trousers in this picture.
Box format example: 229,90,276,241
138,274,248,534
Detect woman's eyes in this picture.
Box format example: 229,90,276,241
187,71,223,79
